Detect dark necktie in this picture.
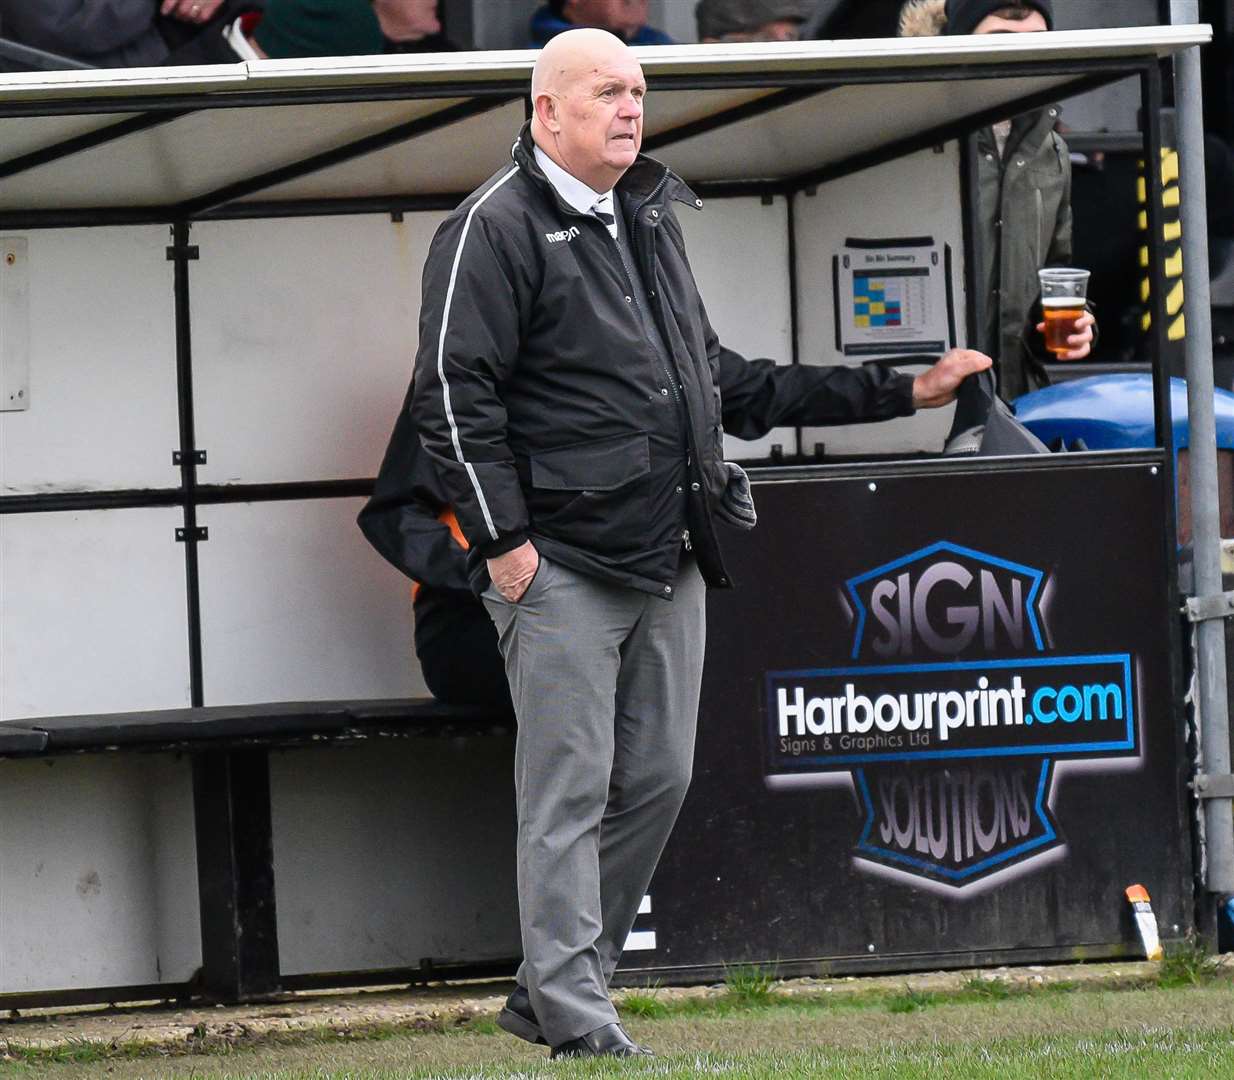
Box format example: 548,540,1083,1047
592,195,617,241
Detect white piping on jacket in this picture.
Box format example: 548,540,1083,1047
436,166,520,541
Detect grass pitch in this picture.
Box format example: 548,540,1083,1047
2,962,1232,1078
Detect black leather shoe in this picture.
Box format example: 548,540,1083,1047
496,985,547,1045
550,1022,653,1059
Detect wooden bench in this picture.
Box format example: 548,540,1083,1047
0,699,516,1005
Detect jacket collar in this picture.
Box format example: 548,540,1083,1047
512,122,702,219
979,104,1060,162
532,143,608,214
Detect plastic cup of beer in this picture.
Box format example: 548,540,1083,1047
1038,268,1090,358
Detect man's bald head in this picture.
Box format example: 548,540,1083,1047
530,28,646,193
531,27,631,99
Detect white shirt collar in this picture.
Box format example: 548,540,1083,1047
533,144,612,215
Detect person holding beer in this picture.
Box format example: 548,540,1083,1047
899,0,1096,397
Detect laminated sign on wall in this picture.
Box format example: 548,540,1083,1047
833,237,955,359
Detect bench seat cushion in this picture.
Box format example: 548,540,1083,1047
0,724,49,754
2,699,513,754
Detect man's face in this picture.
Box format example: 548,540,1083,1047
553,50,646,183
973,8,1048,34
566,0,650,39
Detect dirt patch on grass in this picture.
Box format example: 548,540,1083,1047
0,961,1160,1059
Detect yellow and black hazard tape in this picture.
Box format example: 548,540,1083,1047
1138,147,1185,342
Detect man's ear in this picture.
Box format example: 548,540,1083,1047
533,91,561,134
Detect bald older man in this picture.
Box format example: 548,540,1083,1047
410,28,989,1058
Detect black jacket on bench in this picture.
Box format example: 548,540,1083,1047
411,124,918,598
358,397,511,709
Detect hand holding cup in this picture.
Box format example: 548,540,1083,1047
1036,268,1094,360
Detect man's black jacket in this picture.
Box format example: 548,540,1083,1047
411,125,917,597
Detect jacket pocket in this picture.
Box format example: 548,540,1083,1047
527,432,652,553
529,431,650,492
1029,163,1065,260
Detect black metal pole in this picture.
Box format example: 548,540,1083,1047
167,223,285,1003
1173,0,1234,899
1143,60,1200,936
168,220,205,708
787,193,801,371
1143,69,1175,453
787,192,810,458
959,134,983,350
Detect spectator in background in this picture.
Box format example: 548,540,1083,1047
249,0,382,57
529,0,673,47
244,0,458,59
696,0,813,42
806,0,906,39
0,0,252,67
377,0,457,52
900,0,1094,398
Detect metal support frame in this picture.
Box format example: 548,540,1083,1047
1142,59,1198,926
641,86,826,154
0,110,193,182
1173,0,1234,894
179,95,516,219
168,221,206,709
0,478,376,516
0,55,1180,522
0,81,527,120
192,749,281,1001
196,194,466,221
786,192,801,371
779,71,1123,196
787,191,808,458
1195,773,1234,799
0,57,1151,232
1185,592,1234,622
959,134,984,351
0,49,1177,517
1144,71,1175,455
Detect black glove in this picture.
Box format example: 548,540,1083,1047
715,462,757,531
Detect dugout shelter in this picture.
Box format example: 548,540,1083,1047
0,23,1217,1003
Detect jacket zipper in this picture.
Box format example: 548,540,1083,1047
628,171,684,411
626,178,695,557
631,172,697,557
631,175,726,576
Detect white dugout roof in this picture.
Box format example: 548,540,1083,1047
0,25,1211,224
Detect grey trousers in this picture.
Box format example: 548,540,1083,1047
483,552,705,1046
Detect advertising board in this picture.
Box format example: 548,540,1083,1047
620,458,1191,974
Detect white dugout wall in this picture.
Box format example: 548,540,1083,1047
0,153,967,722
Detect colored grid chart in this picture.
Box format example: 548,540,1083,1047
853,274,904,328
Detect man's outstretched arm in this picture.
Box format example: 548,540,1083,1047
715,345,992,438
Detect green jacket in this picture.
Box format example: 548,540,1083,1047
975,105,1073,399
